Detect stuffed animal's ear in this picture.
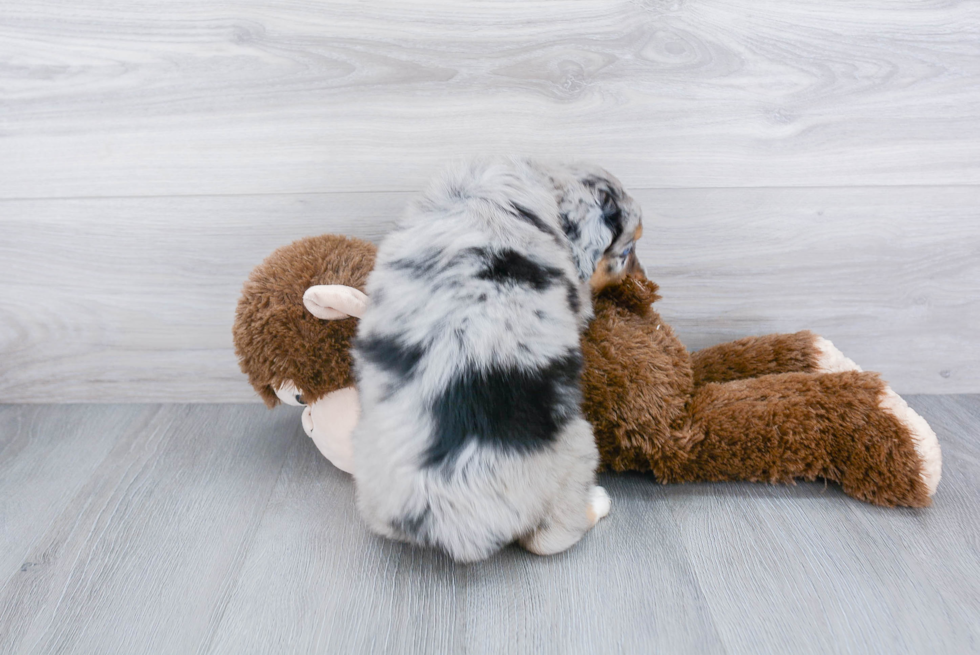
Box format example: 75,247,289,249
303,285,369,320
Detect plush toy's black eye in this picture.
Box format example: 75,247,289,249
295,394,306,405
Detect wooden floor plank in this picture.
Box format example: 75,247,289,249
0,399,978,654
665,396,980,655
1,0,978,197
458,474,725,655
204,433,465,655
204,439,724,654
0,404,295,655
0,405,150,583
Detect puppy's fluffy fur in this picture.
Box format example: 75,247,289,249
352,158,642,562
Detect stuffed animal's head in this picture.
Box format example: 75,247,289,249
233,234,377,407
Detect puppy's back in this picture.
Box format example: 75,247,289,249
352,159,599,561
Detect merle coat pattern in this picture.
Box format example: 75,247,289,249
351,158,643,562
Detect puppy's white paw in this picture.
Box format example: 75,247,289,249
814,336,863,373
879,386,942,496
588,485,611,525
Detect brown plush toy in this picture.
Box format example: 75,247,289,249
581,277,942,507
233,234,376,473
234,235,941,507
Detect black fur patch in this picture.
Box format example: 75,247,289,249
389,250,443,277
390,248,490,285
511,203,554,235
356,334,425,379
559,211,581,241
564,280,582,314
476,249,563,292
582,179,625,251
512,203,568,250
423,351,584,467
580,175,605,190
598,190,624,249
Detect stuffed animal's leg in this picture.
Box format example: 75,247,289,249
691,331,862,386
668,371,941,507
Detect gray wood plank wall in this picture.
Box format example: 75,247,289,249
1,0,978,401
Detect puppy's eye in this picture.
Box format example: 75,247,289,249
621,243,633,258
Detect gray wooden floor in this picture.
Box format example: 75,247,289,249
1,396,978,654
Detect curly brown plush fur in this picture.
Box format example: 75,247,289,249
233,235,376,407
582,277,936,507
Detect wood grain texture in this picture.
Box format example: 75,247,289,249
205,435,468,655
646,186,980,394
0,192,404,403
0,0,979,198
0,405,150,581
1,186,977,401
207,439,724,654
667,394,980,655
456,474,724,655
0,399,978,654
0,404,296,655
1,0,977,399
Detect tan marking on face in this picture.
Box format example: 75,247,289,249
589,255,620,291
625,222,645,278
624,251,645,278
590,222,645,290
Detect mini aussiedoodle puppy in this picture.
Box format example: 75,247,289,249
351,158,643,562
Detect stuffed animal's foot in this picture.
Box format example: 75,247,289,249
813,336,863,373
879,386,942,497
587,485,611,525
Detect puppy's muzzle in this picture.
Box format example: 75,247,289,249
590,250,647,291
624,250,646,279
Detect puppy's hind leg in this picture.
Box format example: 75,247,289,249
519,419,609,557
520,483,610,557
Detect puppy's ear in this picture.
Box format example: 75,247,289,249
303,285,369,320
596,189,624,242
